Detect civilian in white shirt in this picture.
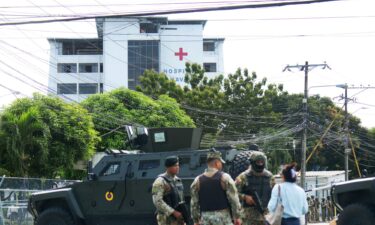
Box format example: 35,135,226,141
267,163,308,225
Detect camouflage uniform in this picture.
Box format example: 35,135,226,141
152,172,184,225
306,197,311,223
190,150,241,225
327,196,334,220
235,152,273,225
308,196,315,222
314,198,320,222
321,198,327,222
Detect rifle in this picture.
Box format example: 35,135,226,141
176,202,193,225
249,190,265,214
159,176,193,225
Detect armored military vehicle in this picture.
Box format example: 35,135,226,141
331,177,375,225
28,127,257,225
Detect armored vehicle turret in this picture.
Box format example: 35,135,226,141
28,127,260,225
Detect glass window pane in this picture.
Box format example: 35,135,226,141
57,83,77,94
128,40,159,90
203,63,217,72
79,63,98,73
79,83,98,94
139,160,160,170
203,42,215,51
57,63,77,73
101,162,121,176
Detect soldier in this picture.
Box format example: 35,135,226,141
314,197,320,222
190,149,242,225
152,156,185,225
309,195,316,222
321,198,327,222
327,196,334,220
235,152,273,225
306,197,311,223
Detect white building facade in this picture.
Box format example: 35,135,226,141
275,170,346,199
48,17,224,102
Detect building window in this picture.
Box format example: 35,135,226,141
61,39,102,55
140,23,158,33
100,83,104,93
79,63,98,73
203,63,217,72
100,63,103,73
203,42,215,51
128,40,159,90
57,83,77,94
57,63,77,73
79,83,98,94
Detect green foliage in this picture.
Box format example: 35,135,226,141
0,93,99,179
137,64,290,171
136,63,375,174
80,88,195,151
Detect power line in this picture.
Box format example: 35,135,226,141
0,0,343,26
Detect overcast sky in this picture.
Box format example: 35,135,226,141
1,0,375,127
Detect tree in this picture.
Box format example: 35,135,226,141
137,64,294,169
136,64,375,174
138,64,284,135
80,88,195,151
0,94,99,178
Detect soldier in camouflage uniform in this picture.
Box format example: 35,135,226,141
321,198,327,222
309,196,316,222
306,197,311,223
314,197,320,222
327,196,334,221
191,149,242,225
235,151,273,225
152,156,185,225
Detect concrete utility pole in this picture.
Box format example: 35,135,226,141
341,84,350,181
344,85,350,181
336,84,375,180
283,61,330,189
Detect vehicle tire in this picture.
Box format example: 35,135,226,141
229,151,253,179
337,203,375,225
36,207,75,225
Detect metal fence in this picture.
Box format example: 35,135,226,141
0,176,77,225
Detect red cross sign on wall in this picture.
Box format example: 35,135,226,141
174,48,188,61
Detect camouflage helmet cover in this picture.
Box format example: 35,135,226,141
207,148,225,163
250,151,267,163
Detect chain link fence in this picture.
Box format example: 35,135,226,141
0,176,77,225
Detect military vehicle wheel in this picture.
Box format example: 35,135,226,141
36,207,75,225
337,204,375,225
229,151,253,179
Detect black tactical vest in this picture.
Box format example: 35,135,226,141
198,171,230,212
160,175,184,209
242,170,272,208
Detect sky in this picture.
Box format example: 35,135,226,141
1,0,375,127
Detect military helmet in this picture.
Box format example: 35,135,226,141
250,151,267,172
250,151,267,163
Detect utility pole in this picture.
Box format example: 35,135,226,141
336,84,375,180
344,85,350,181
283,61,330,189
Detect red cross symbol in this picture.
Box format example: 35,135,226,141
174,48,188,61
